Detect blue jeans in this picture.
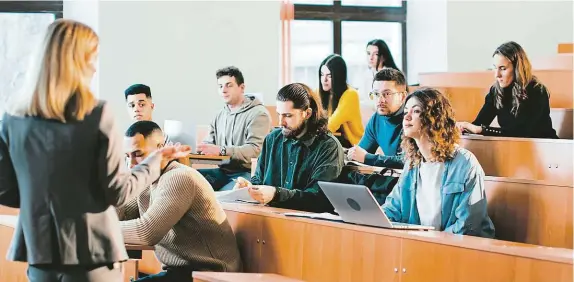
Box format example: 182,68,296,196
197,168,251,191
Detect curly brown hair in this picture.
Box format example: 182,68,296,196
401,87,460,168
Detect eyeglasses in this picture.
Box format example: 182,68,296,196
369,91,405,100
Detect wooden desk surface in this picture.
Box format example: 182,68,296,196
125,244,154,251
189,154,231,160
0,214,155,251
193,272,305,282
222,203,573,265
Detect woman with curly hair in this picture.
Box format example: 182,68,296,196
382,87,495,238
456,41,558,138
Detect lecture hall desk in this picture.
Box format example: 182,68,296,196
222,202,573,282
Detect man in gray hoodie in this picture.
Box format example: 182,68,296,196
197,66,272,191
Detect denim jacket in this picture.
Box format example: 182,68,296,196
382,147,495,238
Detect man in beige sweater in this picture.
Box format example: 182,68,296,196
119,121,242,281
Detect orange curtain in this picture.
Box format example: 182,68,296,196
280,0,294,85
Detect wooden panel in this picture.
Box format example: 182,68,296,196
193,272,305,282
266,105,279,127
260,217,305,279
514,257,574,282
222,203,574,265
558,43,573,54
531,54,573,70
222,204,573,282
0,206,19,216
225,210,262,273
138,250,161,275
122,260,138,282
400,239,572,282
300,224,400,282
485,178,573,248
0,225,27,282
418,70,573,110
459,136,573,186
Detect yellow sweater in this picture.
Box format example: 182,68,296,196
326,87,365,145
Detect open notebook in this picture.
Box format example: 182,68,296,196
215,189,259,204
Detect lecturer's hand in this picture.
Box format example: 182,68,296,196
248,185,276,205
157,143,192,161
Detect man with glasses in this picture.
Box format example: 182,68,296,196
347,68,406,169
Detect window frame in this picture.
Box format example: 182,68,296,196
293,0,407,77
0,1,63,19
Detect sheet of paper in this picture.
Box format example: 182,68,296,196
283,212,343,222
216,189,259,204
0,215,18,228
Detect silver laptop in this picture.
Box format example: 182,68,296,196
318,181,435,230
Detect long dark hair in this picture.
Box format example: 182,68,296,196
277,83,328,135
318,54,348,113
492,41,539,116
367,39,399,71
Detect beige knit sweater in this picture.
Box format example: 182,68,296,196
118,162,242,272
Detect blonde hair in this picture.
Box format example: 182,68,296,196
8,19,99,122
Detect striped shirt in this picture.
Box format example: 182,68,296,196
118,162,242,271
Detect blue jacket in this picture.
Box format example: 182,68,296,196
382,147,495,238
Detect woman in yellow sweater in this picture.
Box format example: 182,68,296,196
318,54,364,147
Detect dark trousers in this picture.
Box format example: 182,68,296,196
134,267,193,282
27,263,122,282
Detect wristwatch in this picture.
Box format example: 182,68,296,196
220,145,227,156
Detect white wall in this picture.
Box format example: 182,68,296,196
447,0,573,72
63,0,100,96
407,0,573,82
406,0,448,83
98,1,280,145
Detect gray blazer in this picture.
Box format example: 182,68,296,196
0,101,161,265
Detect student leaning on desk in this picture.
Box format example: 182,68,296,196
456,41,558,139
0,19,191,282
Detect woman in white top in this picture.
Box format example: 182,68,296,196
382,87,495,238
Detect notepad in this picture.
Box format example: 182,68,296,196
215,189,259,204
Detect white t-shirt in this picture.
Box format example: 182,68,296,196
416,161,445,230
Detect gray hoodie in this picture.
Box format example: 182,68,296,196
203,95,271,172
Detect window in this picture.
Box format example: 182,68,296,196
291,20,333,89
341,0,402,7
281,1,407,89
291,0,332,5
0,1,61,117
342,21,402,92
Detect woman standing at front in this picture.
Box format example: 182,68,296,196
456,41,558,138
319,54,364,147
0,19,189,281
